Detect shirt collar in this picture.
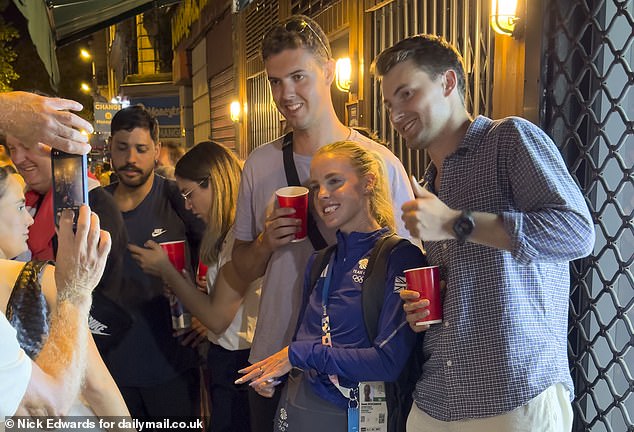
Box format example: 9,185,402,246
457,115,494,154
422,115,494,190
335,227,391,256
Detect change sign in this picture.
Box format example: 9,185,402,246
94,102,122,133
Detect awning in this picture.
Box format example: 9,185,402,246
11,0,59,87
49,0,180,47
12,0,179,88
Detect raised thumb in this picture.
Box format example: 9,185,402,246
410,175,428,198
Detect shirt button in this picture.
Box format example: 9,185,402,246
443,321,449,328
446,360,453,367
443,243,448,250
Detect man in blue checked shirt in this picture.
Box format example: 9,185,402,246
372,34,594,432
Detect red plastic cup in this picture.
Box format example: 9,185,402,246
159,240,186,272
159,240,191,330
276,186,309,242
197,260,208,280
403,266,442,326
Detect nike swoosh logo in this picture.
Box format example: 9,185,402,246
152,228,167,237
88,316,111,336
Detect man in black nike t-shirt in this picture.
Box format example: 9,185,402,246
99,105,205,424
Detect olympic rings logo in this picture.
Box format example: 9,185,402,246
352,274,364,284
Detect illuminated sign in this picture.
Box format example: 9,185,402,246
93,102,121,133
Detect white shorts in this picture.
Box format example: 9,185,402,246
407,382,573,432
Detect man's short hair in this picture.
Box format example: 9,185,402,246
261,14,332,62
164,141,185,165
371,34,467,100
110,104,160,143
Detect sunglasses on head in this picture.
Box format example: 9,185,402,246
272,19,331,59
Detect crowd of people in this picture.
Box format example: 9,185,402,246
0,14,594,432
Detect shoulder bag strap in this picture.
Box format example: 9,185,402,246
362,234,408,342
308,245,336,294
282,132,327,250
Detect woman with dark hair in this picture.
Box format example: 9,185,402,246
129,141,259,432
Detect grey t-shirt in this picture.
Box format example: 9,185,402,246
234,129,415,362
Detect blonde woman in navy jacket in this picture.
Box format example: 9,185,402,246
238,141,425,431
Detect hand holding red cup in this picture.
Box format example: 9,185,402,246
403,266,442,326
159,240,191,330
159,240,186,272
275,186,309,242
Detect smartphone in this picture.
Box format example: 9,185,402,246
51,150,89,227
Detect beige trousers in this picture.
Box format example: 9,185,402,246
407,383,573,432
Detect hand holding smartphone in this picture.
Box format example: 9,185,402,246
51,149,89,228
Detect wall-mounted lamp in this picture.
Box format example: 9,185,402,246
79,48,92,61
490,0,520,36
335,57,352,92
230,100,247,123
80,82,92,93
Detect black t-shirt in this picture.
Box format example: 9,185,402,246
87,187,128,297
100,175,205,387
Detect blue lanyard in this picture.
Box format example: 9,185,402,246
319,252,359,432
320,252,335,348
321,252,336,316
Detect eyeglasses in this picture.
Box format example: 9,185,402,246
277,19,331,59
181,177,208,201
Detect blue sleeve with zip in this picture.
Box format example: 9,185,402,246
289,229,426,409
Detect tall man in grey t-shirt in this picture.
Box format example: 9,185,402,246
232,14,416,432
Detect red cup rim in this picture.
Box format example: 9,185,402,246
276,186,309,198
159,240,186,246
404,265,439,273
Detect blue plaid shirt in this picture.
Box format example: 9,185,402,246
415,116,594,421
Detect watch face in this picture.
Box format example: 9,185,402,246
453,211,474,243
456,218,473,236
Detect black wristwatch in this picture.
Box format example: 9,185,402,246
452,210,474,245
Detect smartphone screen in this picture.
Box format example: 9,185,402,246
51,150,89,227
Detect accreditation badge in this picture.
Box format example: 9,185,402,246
358,381,388,432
